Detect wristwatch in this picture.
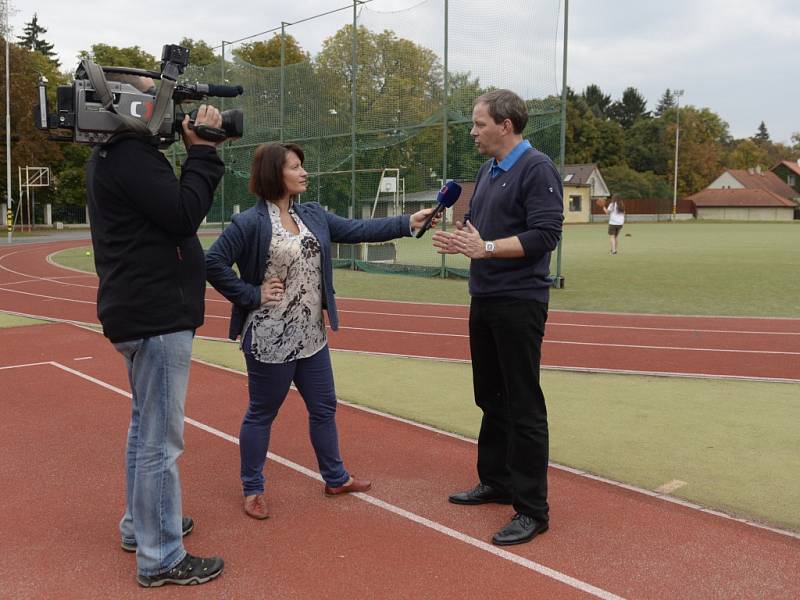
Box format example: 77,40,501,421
484,240,496,255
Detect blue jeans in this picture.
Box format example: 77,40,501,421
241,343,349,496
113,330,193,576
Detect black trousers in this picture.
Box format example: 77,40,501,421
469,296,549,521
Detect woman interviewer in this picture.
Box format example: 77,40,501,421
206,142,436,519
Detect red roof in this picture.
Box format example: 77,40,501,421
773,161,800,177
688,188,798,208
727,169,798,199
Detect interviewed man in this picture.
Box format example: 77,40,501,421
86,72,225,586
432,89,563,545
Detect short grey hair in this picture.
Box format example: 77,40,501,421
474,89,528,134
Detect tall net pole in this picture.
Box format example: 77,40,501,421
553,0,569,288
3,0,12,243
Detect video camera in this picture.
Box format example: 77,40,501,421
34,44,244,148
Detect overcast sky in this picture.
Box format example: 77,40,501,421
9,0,799,143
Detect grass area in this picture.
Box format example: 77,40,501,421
193,337,800,531
54,221,800,316
0,313,47,327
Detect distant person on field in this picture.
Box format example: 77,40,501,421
205,142,438,520
431,89,563,546
86,72,224,587
603,195,625,255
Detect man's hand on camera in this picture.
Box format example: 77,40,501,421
182,104,223,148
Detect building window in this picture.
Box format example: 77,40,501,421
569,195,582,212
789,174,797,187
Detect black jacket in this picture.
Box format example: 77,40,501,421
86,137,224,342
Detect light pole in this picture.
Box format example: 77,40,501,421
671,89,684,221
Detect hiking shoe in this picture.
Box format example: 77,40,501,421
137,553,224,587
121,516,194,552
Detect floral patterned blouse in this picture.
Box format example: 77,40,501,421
244,202,326,363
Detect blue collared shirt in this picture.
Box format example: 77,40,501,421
490,139,533,179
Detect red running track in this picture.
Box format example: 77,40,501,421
1,239,799,381
2,322,799,599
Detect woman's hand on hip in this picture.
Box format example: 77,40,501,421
260,277,284,304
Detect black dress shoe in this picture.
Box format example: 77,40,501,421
491,513,548,546
448,483,512,505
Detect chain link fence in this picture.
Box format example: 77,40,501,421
172,0,565,277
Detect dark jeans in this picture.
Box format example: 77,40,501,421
240,343,349,496
469,296,549,521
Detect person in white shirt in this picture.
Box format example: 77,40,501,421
602,196,625,255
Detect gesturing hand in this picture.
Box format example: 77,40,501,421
260,277,284,304
431,220,466,255
450,221,487,259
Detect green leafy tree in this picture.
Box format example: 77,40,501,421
792,132,800,152
624,117,670,175
667,106,730,194
581,84,611,119
602,165,671,199
608,87,649,129
725,138,769,170
0,43,64,208
15,13,59,67
233,33,309,67
78,44,158,69
178,38,217,67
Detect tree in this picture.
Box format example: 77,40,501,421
15,13,59,67
667,106,730,195
0,43,65,209
602,165,671,199
792,132,800,152
233,33,309,68
78,44,158,69
178,38,216,67
725,139,769,170
753,121,770,143
608,87,649,129
624,117,670,175
654,89,675,116
581,84,611,119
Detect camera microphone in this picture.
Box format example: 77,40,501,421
193,83,244,97
415,181,462,238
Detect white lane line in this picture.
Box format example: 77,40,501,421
192,336,800,383
0,361,54,370
0,286,96,304
337,296,800,323
655,480,688,494
0,248,97,289
338,309,800,337
335,325,800,355
45,361,623,600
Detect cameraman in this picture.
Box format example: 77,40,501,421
86,73,225,587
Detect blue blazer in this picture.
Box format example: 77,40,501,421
206,201,412,340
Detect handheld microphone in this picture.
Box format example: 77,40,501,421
415,181,462,238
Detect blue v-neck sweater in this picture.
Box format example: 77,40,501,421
464,147,564,303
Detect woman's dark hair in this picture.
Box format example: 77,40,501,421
248,143,305,202
474,89,529,134
614,197,625,213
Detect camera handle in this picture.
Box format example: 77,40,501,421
192,124,227,143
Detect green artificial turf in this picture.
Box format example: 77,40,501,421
0,312,48,328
